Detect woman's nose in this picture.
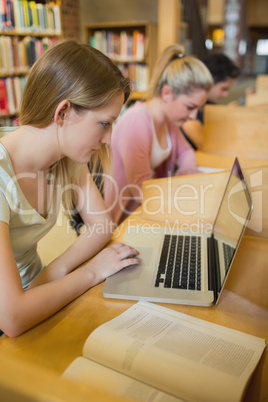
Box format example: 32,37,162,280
100,128,112,145
188,109,198,120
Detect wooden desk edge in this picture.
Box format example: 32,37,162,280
0,349,131,402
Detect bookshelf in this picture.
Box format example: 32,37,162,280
0,0,62,126
84,21,157,101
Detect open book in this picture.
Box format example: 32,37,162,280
63,302,266,402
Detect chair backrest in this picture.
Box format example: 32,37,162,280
245,91,268,107
256,74,268,92
245,75,268,107
202,104,268,160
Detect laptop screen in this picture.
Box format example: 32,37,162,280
212,158,253,300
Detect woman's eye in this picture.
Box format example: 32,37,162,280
101,122,111,128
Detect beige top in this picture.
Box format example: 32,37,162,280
0,143,59,289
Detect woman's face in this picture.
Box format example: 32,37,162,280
60,93,124,164
208,78,235,103
163,88,208,126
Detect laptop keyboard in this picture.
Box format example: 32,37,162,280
223,243,235,272
155,234,201,290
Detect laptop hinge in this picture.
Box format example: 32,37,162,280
207,235,221,303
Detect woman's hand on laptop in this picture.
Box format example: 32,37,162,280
84,243,140,284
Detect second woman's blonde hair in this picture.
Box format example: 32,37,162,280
147,44,213,99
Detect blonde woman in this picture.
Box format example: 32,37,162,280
0,39,139,337
105,44,213,225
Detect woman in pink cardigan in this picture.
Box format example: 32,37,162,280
105,44,213,225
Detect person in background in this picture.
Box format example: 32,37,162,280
182,53,240,150
105,44,213,225
0,39,140,338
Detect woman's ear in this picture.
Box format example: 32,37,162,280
53,100,71,126
161,85,173,102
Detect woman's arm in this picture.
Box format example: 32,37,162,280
181,119,204,150
0,220,139,337
29,167,117,287
173,127,200,176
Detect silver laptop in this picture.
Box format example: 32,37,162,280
103,158,253,306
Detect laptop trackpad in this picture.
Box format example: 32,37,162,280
135,246,154,266
105,246,154,285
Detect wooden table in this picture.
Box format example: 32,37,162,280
1,232,267,401
0,166,267,402
196,151,268,170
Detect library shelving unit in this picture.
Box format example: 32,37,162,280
0,0,62,126
84,21,158,101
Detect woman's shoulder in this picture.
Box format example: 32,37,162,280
113,101,151,136
118,101,150,121
112,102,153,149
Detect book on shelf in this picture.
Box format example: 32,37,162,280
122,62,148,92
12,75,23,108
89,29,145,62
134,30,145,61
63,301,266,402
5,77,16,114
0,115,19,126
0,0,62,34
0,76,26,115
0,35,11,72
0,34,57,74
0,0,8,29
52,3,61,34
0,79,9,115
29,0,38,28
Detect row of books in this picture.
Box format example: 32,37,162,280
0,67,148,120
0,0,61,34
118,62,149,92
0,35,57,74
0,116,19,126
0,76,27,116
89,29,145,62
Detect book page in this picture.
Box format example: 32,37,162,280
63,357,183,402
82,302,266,402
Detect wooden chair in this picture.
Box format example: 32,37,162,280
245,91,268,107
256,74,268,92
245,75,268,107
202,104,268,160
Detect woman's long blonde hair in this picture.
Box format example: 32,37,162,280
19,39,131,217
147,44,213,99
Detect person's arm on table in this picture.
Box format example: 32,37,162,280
174,127,200,176
181,119,204,150
0,221,139,337
0,168,140,338
29,167,116,286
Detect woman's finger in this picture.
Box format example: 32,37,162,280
111,243,139,259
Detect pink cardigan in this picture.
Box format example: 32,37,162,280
104,101,197,224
